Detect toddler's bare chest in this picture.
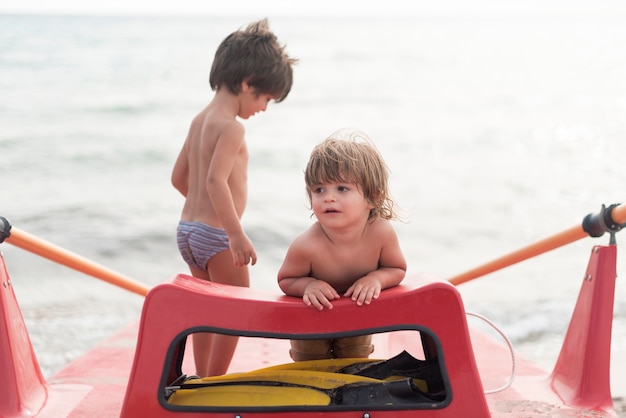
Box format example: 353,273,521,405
312,244,380,285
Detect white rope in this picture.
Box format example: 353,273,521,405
466,311,517,394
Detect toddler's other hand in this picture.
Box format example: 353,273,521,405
344,277,382,306
303,280,340,311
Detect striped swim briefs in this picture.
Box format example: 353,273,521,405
176,221,230,271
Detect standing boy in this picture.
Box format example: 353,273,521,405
172,19,296,376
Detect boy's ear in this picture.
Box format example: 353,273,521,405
241,80,251,93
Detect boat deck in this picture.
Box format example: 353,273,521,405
42,295,600,417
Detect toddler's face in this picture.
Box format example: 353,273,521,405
310,181,374,227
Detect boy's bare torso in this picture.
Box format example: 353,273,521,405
179,104,248,228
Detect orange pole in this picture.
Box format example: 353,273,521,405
4,227,150,297
613,203,626,224
449,203,626,286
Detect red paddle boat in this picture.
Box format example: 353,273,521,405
0,203,624,417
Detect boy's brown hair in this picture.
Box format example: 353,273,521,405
209,18,297,102
305,130,398,221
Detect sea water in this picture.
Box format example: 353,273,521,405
1,9,626,400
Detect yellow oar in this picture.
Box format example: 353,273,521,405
1,218,149,296
449,203,626,286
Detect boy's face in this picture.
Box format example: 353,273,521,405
310,181,374,229
238,81,274,119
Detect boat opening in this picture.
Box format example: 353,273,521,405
161,328,449,412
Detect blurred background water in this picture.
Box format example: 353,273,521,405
1,3,626,402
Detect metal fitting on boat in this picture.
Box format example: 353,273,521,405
0,216,11,243
582,203,624,238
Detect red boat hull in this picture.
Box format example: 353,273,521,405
0,245,618,417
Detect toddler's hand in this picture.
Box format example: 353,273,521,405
344,276,382,306
303,280,340,311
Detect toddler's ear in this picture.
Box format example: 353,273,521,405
241,80,252,93
370,190,382,206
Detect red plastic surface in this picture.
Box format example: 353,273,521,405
550,245,617,412
0,253,47,418
121,273,489,417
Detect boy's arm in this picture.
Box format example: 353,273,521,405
206,124,256,267
171,141,189,196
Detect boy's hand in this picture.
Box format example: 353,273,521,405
303,280,340,310
344,276,382,306
229,232,257,267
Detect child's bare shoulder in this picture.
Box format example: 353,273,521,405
193,113,245,150
290,222,326,248
367,218,397,237
218,118,245,141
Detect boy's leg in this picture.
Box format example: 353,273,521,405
188,265,214,376
204,250,250,376
192,333,213,376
